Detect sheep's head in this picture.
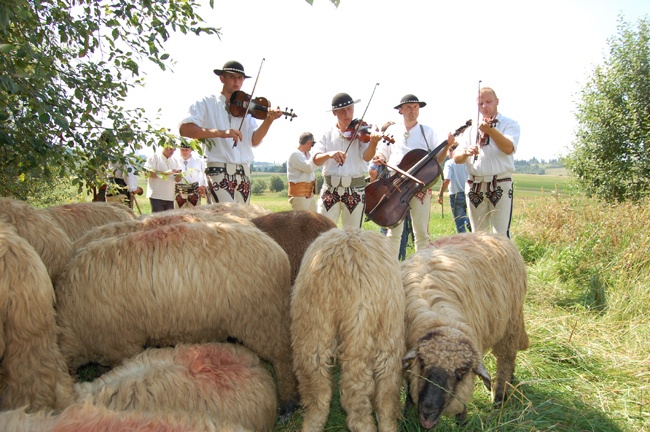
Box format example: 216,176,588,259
402,327,491,429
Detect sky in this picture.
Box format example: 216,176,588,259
123,0,650,164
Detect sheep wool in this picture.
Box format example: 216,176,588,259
0,221,77,412
42,201,136,242
0,198,72,281
138,202,271,221
252,210,337,285
291,227,405,432
56,221,298,419
402,232,529,429
76,343,277,432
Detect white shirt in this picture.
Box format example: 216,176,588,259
458,112,520,177
179,94,259,165
377,122,439,168
174,152,207,187
312,124,370,178
108,162,139,192
144,151,182,201
287,149,317,183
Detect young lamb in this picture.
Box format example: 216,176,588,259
0,197,72,280
76,343,277,432
0,221,77,412
42,201,136,242
251,210,337,285
401,232,529,429
291,227,405,432
56,221,298,419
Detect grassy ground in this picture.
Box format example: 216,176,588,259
112,172,649,431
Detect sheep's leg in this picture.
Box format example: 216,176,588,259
340,357,376,432
491,339,518,404
373,352,402,432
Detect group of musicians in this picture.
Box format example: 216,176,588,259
105,60,521,258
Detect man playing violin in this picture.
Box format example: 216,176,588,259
373,94,455,257
453,86,520,238
178,60,282,204
311,92,381,228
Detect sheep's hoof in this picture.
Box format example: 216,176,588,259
455,409,468,426
278,399,298,423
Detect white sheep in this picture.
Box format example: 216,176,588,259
55,221,298,419
291,227,405,432
0,221,76,412
42,201,136,242
0,197,72,281
401,232,529,429
76,343,277,432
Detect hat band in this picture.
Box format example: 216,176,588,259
222,68,245,75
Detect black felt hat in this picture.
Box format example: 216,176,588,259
394,94,427,109
213,60,251,78
329,93,361,111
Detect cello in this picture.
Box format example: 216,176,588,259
364,120,473,228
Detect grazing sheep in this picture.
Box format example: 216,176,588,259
0,198,72,280
291,227,405,432
401,232,529,429
0,401,239,432
76,343,277,432
56,221,298,419
0,222,77,412
252,210,337,285
42,201,136,242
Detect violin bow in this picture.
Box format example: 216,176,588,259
233,58,265,147
343,82,379,156
474,79,481,161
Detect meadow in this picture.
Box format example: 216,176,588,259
119,172,649,431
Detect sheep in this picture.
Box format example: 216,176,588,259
0,401,242,432
42,201,136,242
0,197,72,280
55,220,299,419
139,202,271,221
0,221,77,412
291,227,405,432
401,232,529,429
251,210,337,285
76,343,277,432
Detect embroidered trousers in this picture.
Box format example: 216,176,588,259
317,185,365,228
465,173,513,238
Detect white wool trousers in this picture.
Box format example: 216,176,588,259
289,196,317,212
465,173,514,238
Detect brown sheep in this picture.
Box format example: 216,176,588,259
76,343,277,432
401,233,529,429
291,227,405,432
251,210,337,285
55,221,298,420
0,221,77,412
42,201,136,242
0,197,72,280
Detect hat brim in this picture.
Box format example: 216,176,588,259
213,69,252,79
328,99,361,112
394,101,427,109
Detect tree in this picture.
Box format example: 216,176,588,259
565,15,650,202
0,0,218,200
269,175,285,192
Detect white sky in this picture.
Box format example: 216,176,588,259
124,0,650,164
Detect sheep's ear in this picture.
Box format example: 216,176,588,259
474,362,492,391
402,349,416,371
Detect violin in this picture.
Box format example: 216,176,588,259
365,120,473,228
342,118,395,145
229,91,297,121
474,116,499,161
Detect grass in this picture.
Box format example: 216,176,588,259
95,172,649,431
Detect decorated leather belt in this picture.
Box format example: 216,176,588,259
288,181,316,198
205,162,248,176
324,175,366,188
175,182,199,194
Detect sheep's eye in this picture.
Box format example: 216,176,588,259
455,367,468,381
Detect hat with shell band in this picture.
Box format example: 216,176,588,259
213,60,251,78
394,94,427,109
329,93,361,111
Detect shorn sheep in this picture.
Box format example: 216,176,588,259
76,343,277,432
251,210,337,285
0,221,77,412
56,221,299,419
401,232,529,429
0,197,72,280
291,227,405,432
42,201,136,242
